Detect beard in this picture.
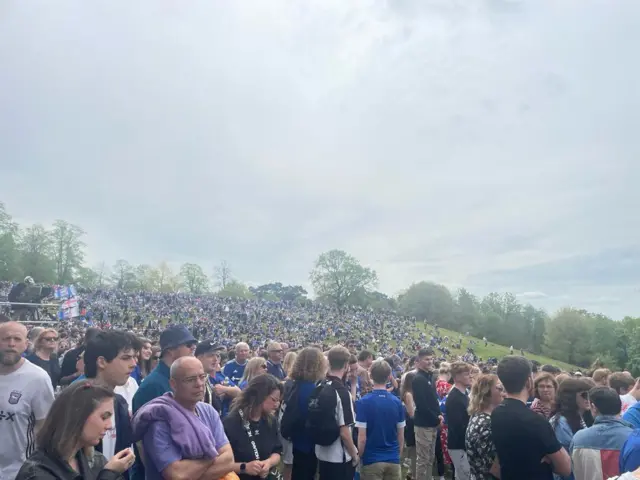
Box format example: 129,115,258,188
0,351,22,366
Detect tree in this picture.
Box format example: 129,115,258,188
134,264,158,291
75,265,101,289
214,260,232,289
544,309,593,366
180,263,209,294
218,280,254,299
50,220,85,284
249,282,307,302
453,288,482,334
309,250,378,309
112,259,137,290
18,224,56,283
0,202,20,281
397,282,454,326
156,261,181,292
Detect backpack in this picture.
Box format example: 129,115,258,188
280,380,305,441
305,379,341,446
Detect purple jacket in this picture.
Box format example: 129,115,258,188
131,393,219,460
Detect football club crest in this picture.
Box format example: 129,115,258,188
8,390,22,405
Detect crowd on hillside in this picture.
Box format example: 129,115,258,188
4,287,640,480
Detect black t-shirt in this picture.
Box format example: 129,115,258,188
223,412,283,480
491,398,562,480
445,387,469,450
26,353,61,389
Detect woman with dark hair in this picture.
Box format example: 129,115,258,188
531,373,558,419
402,371,417,480
131,338,153,384
148,345,161,372
550,378,592,479
223,374,283,480
16,381,135,480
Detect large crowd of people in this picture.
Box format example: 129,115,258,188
2,287,640,480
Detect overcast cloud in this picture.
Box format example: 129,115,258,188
1,0,639,318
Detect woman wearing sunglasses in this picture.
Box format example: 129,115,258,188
26,328,61,390
238,358,268,391
549,378,593,480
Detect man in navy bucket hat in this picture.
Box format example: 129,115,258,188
130,325,197,480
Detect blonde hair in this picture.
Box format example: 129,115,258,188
283,352,298,377
439,362,451,375
468,374,499,415
35,328,58,351
241,357,267,384
592,368,611,386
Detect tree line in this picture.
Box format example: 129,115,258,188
1,202,639,372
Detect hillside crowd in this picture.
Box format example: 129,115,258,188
3,288,640,480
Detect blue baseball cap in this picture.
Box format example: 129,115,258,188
159,325,197,351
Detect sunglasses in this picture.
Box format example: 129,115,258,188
260,364,268,370
579,391,589,400
44,337,59,342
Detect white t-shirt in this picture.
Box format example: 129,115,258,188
621,393,637,414
0,359,55,479
115,376,139,415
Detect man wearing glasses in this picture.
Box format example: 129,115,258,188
131,325,197,480
132,356,234,480
266,342,286,380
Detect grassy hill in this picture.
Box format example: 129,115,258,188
414,322,579,372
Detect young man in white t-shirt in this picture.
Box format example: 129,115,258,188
0,321,54,479
84,330,141,461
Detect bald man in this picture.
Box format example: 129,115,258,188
223,342,250,384
133,356,234,480
0,322,54,479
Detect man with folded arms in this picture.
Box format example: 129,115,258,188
132,356,234,480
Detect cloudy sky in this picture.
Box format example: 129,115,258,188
1,0,638,318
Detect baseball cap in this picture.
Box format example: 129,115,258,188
159,325,197,351
195,340,224,357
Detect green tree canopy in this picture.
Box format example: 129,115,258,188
310,249,378,309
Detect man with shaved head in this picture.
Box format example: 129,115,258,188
0,322,54,479
132,356,234,480
223,342,250,384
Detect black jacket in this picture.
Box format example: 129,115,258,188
15,448,122,480
445,387,469,450
413,369,441,428
96,394,132,479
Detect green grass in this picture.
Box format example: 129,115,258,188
415,323,579,372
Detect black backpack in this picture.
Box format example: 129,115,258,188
305,379,341,446
280,380,305,441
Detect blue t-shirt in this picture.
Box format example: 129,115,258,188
222,360,247,384
143,402,229,480
346,376,362,401
292,380,317,454
620,429,640,473
210,371,236,417
623,402,640,429
355,389,406,466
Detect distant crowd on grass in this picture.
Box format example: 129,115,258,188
6,286,640,480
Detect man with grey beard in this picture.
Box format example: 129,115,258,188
0,321,54,479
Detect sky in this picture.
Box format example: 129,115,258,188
1,0,639,319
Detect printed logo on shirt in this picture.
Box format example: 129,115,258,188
0,411,16,421
8,390,22,405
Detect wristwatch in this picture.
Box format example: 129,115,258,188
240,463,246,473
